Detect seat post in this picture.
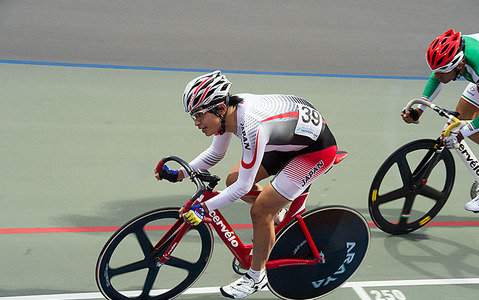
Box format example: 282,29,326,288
274,190,310,233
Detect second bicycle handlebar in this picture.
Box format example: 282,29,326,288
156,156,205,211
406,98,462,137
156,156,222,224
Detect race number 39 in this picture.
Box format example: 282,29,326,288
295,104,322,140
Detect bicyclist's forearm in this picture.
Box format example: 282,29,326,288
459,117,479,138
422,74,442,96
417,75,443,111
182,133,232,179
401,77,440,123
204,129,268,212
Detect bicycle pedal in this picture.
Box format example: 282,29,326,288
319,251,326,264
232,257,247,275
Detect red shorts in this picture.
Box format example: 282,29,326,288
271,145,337,200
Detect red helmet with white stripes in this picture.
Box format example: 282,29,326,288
182,70,231,113
426,29,465,73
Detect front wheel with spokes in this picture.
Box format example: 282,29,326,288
369,139,455,235
95,207,214,300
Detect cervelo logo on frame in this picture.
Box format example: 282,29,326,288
209,211,239,247
458,143,479,175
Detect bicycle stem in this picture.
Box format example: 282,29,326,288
157,156,207,204
405,99,479,183
405,98,461,137
158,155,213,221
444,117,461,137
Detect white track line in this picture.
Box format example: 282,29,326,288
1,278,479,300
343,278,479,287
351,286,373,300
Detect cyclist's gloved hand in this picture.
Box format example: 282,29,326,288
401,107,420,123
158,165,179,182
444,132,462,149
185,204,206,226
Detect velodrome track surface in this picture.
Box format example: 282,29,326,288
1,1,479,299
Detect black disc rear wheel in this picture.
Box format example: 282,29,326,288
267,206,370,300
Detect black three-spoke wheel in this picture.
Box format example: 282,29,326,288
95,208,214,300
369,139,455,235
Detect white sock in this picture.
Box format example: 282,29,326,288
247,268,265,283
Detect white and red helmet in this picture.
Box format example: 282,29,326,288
182,70,232,113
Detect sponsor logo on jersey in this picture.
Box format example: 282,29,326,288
240,123,251,150
301,161,324,187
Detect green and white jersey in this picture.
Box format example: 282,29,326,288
421,33,479,138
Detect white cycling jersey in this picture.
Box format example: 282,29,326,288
183,93,336,212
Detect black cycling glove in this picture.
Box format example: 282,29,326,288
159,165,179,183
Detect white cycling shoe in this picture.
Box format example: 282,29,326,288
220,273,267,299
465,195,479,212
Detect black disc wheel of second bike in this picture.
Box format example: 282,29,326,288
267,206,370,300
369,139,455,235
95,207,214,300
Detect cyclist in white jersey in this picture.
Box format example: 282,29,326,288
155,71,338,298
401,29,479,212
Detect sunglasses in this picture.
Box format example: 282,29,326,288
190,103,221,120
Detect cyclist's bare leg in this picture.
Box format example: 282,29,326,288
226,161,269,204
250,183,290,271
456,98,479,144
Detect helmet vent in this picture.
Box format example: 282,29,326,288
425,28,463,72
182,70,232,113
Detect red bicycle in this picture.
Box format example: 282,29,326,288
95,155,370,299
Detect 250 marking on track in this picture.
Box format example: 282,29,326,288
370,289,406,300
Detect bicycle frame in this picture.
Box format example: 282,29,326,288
406,98,479,185
155,188,325,272
97,154,367,300
455,141,479,183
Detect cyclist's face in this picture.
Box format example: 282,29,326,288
192,110,221,136
434,69,456,83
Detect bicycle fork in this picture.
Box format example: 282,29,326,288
411,142,445,187
153,219,191,267
398,142,445,223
